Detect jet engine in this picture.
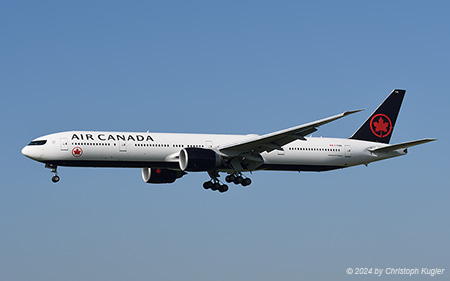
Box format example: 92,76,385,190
179,148,222,171
142,168,184,184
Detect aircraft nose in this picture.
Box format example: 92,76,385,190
21,145,41,160
21,146,30,157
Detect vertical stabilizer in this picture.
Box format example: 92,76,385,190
350,89,405,144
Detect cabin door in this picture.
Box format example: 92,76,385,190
345,145,351,157
119,141,127,152
60,138,68,151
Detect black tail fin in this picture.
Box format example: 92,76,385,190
350,89,405,144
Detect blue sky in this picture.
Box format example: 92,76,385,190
1,1,449,280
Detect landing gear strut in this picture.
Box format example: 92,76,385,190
46,163,60,183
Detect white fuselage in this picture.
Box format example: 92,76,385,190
22,131,405,172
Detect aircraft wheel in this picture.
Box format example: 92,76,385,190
211,183,221,191
219,184,229,193
225,175,234,183
242,178,252,186
233,176,243,185
203,181,212,189
51,175,60,183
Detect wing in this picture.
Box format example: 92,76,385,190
368,138,436,153
218,110,362,156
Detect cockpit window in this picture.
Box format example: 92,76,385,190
28,140,47,146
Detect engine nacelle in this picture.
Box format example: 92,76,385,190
142,168,184,184
179,148,222,171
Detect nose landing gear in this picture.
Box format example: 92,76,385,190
45,163,60,183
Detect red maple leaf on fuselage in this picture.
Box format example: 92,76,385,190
373,117,389,133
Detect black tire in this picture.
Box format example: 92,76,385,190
233,176,243,185
52,175,60,183
219,184,229,193
211,183,220,191
203,181,212,189
242,178,252,186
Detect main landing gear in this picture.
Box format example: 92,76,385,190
203,171,229,193
203,180,229,193
46,163,60,183
225,173,252,187
203,172,252,193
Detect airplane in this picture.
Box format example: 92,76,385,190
22,89,435,193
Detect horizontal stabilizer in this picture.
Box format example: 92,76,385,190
369,138,436,153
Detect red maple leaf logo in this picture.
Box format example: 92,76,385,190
370,114,392,138
72,147,83,157
373,117,389,134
